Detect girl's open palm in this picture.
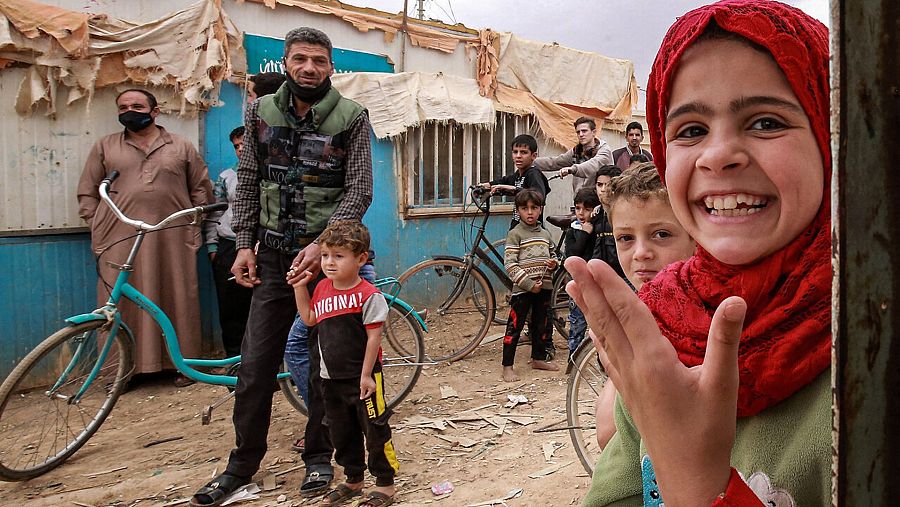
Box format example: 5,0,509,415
565,257,747,506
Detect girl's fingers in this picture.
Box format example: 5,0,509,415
564,257,634,365
586,258,664,358
702,296,746,400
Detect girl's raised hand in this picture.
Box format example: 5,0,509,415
564,257,747,506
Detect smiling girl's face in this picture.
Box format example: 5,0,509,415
663,38,824,266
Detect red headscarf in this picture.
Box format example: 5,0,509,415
640,0,832,417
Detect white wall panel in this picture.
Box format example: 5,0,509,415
0,69,200,233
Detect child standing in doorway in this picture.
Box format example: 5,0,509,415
568,1,832,504
290,221,399,507
501,189,559,382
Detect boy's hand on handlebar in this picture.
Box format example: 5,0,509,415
232,249,261,288
546,258,558,270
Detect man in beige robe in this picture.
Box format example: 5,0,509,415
77,89,213,379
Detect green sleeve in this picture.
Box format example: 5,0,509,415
581,396,643,507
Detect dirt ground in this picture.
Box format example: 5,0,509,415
0,331,594,507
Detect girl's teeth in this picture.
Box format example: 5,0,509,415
709,207,763,216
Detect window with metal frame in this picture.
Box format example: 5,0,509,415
398,112,535,216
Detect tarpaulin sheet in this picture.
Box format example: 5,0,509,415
0,0,243,115
332,71,494,138
472,30,637,147
240,0,474,54
496,32,635,115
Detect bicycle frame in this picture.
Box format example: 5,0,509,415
59,173,428,393
466,195,514,291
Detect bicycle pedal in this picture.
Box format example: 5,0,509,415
201,390,235,426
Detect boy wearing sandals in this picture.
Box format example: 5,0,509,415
290,221,399,507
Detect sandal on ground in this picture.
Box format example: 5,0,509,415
189,473,251,507
299,463,334,497
320,483,362,505
291,436,305,453
358,491,395,507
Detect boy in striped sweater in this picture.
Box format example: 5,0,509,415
501,189,560,382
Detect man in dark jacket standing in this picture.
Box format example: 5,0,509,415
191,27,373,506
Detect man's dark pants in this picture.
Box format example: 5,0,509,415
225,245,332,477
211,238,253,358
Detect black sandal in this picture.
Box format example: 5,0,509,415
300,463,334,497
190,473,251,507
321,483,363,505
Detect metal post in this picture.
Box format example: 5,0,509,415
835,0,900,504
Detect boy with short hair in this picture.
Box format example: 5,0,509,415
479,134,551,230
563,187,601,366
290,221,399,507
501,189,559,382
604,163,696,289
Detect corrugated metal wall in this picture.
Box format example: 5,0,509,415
0,235,95,376
0,69,200,234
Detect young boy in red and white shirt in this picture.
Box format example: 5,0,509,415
290,221,399,507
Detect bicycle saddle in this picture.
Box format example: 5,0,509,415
546,214,575,229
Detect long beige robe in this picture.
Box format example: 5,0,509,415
77,126,213,374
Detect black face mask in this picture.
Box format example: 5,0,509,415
118,110,154,132
284,74,332,104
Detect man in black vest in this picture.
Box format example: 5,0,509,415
191,27,373,507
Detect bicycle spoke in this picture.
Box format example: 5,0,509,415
0,322,130,480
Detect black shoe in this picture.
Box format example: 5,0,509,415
190,473,251,507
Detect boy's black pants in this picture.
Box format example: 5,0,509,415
322,373,399,486
502,289,551,366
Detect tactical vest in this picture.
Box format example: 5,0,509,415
255,85,364,253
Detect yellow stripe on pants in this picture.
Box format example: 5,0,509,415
373,371,400,473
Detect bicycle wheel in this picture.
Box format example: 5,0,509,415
278,305,424,412
278,362,309,417
398,258,495,362
380,305,425,408
550,269,572,339
0,321,133,481
473,239,511,325
566,339,608,475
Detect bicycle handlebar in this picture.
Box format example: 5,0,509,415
99,172,228,232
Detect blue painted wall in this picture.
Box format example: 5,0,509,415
0,234,220,379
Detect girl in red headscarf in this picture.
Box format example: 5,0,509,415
566,1,832,505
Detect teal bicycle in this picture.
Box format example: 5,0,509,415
0,171,426,482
